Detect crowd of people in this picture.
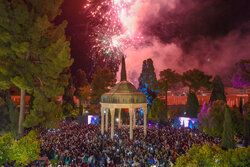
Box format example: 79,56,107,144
29,120,220,167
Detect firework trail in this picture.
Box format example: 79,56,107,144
84,0,144,72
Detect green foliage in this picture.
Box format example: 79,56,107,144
210,75,227,103
0,133,13,165
0,130,40,166
0,90,18,136
222,108,235,149
185,91,199,118
24,90,63,128
182,69,212,92
175,144,250,167
198,101,240,137
0,0,74,129
9,130,40,166
148,98,167,122
158,69,181,109
73,69,88,114
175,144,224,167
62,76,76,116
228,146,250,166
91,67,116,103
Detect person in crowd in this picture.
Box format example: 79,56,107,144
32,120,220,167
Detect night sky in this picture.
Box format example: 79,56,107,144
56,0,250,85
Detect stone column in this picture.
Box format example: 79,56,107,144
101,107,104,135
143,107,147,137
118,108,121,129
110,108,115,140
133,109,136,128
129,108,133,140
105,109,109,132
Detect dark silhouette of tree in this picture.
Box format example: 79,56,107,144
158,69,181,110
210,75,226,103
91,67,116,103
0,90,18,137
62,76,76,116
185,91,199,118
73,69,88,114
222,108,235,150
182,69,212,93
148,98,167,122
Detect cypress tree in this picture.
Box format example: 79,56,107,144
185,91,199,118
62,76,76,116
139,59,158,107
210,75,227,103
73,69,88,115
222,108,235,150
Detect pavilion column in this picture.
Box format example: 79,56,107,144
143,107,147,137
129,108,133,140
101,107,104,135
118,108,121,129
105,109,109,132
110,108,115,140
133,109,136,128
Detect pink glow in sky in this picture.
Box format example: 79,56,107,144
85,0,250,86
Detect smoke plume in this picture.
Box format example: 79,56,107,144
118,0,250,87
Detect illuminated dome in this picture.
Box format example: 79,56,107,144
101,81,147,103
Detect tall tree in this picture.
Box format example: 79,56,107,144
210,75,227,103
198,101,239,137
149,98,168,122
158,69,181,110
77,84,91,115
222,108,235,150
62,76,75,116
73,69,88,114
139,59,158,107
182,69,212,93
242,100,249,147
91,67,116,103
148,98,167,123
182,69,212,118
185,91,199,118
0,0,73,134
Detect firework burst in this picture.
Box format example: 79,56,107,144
84,0,144,71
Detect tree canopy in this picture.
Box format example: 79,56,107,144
182,69,212,93
0,0,73,130
91,66,116,103
0,90,18,136
222,108,235,150
210,75,227,103
148,98,167,122
0,130,40,166
139,59,158,107
175,144,250,167
198,100,242,137
185,91,199,118
158,69,181,109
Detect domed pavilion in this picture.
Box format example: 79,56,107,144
100,56,148,140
